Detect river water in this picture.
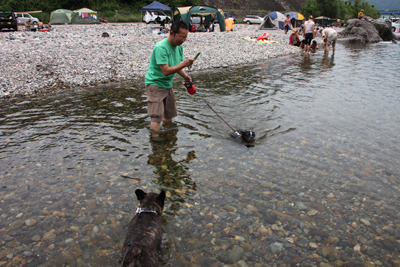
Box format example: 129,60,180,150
1,42,400,266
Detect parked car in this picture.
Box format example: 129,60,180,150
0,11,18,31
214,12,236,23
143,11,171,24
389,18,400,32
15,12,39,24
243,15,263,24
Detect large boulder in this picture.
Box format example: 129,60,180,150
364,16,396,41
339,19,382,43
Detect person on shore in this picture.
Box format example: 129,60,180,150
284,14,292,34
303,15,315,53
145,20,194,138
25,19,32,31
46,20,51,29
358,9,365,20
38,20,43,29
310,40,319,52
198,22,205,32
160,19,169,33
291,17,296,29
298,19,305,35
321,27,337,55
289,29,300,46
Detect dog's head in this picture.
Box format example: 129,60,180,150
240,130,256,143
135,189,166,215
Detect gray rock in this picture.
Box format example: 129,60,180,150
339,19,382,43
365,16,396,41
228,246,244,263
270,242,283,254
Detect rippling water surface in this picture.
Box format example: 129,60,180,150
1,42,400,266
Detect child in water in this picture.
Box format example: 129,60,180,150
310,40,319,52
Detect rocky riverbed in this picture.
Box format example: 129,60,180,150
0,23,299,98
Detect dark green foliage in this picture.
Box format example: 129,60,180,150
301,0,380,20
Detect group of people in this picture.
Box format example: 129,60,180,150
159,19,214,35
189,21,214,32
288,15,337,55
24,19,51,31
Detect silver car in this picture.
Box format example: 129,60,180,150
243,15,263,24
15,13,39,24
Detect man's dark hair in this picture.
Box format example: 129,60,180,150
170,20,188,33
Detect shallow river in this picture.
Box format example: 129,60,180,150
1,42,400,267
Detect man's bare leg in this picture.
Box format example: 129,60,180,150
150,118,172,137
150,121,161,137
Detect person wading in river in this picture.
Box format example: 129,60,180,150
145,20,194,139
303,15,315,53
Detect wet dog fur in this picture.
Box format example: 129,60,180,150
231,130,256,143
121,189,165,267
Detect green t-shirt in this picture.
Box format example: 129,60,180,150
145,38,184,89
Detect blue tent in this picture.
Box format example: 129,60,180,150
264,11,286,30
140,1,172,12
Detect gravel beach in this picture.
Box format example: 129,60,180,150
0,23,300,98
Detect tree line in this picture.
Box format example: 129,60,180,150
0,0,200,17
301,0,381,21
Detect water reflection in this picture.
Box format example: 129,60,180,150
147,126,197,215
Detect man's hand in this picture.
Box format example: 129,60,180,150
184,75,192,83
183,58,194,68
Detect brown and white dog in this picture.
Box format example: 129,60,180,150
121,189,166,267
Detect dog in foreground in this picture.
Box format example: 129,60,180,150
121,189,166,267
231,130,256,143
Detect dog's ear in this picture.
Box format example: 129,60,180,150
135,189,147,201
158,191,166,205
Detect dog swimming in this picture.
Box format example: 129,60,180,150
231,130,256,143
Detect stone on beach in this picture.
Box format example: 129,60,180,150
0,23,299,98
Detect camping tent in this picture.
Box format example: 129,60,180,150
71,8,100,24
173,5,226,31
50,9,73,24
140,1,172,12
262,11,286,30
140,1,172,23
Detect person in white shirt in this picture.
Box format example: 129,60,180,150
321,28,337,55
303,15,315,53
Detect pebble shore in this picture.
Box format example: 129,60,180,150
0,23,300,98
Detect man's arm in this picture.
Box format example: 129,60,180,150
178,69,191,82
159,58,194,77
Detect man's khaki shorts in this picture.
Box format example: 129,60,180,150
146,84,177,123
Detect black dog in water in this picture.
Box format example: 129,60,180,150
231,130,256,143
121,189,165,267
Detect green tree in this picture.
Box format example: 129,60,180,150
301,0,320,18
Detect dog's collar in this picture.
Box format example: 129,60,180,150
136,207,158,215
235,131,242,138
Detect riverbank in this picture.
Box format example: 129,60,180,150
0,23,302,98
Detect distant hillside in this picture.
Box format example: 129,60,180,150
365,0,400,10
200,0,307,17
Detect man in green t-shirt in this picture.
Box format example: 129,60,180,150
145,20,194,137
